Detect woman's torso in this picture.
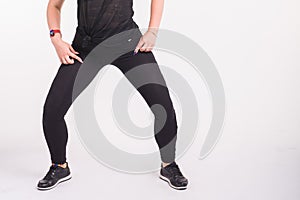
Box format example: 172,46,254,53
76,0,139,38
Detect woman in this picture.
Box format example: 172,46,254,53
37,0,188,191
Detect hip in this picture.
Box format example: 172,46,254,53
71,22,141,52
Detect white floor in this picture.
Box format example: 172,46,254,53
1,114,299,200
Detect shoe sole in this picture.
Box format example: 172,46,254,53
159,174,187,190
36,174,72,191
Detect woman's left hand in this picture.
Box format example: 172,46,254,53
134,30,158,54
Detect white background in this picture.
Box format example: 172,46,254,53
0,0,300,199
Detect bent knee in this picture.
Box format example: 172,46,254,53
42,104,64,122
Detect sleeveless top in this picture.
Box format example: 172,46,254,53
73,0,141,51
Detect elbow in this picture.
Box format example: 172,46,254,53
47,0,63,12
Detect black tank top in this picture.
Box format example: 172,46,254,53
73,0,141,50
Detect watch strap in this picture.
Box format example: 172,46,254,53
50,29,62,37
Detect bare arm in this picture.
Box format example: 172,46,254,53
47,0,82,64
47,0,64,33
148,0,164,35
134,0,164,53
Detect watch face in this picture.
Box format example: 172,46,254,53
50,30,54,37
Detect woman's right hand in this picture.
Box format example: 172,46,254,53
51,36,83,65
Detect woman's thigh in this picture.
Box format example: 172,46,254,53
43,61,82,117
111,51,173,107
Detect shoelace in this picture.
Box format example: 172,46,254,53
166,163,183,178
44,165,59,179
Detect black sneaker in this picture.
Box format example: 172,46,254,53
159,161,188,190
36,162,72,191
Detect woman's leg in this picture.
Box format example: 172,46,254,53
111,51,178,163
42,60,82,164
42,45,101,164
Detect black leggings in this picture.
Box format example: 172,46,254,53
42,40,178,164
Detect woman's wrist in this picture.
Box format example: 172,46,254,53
147,27,159,37
51,33,62,44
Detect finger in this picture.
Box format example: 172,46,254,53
148,45,154,51
68,52,83,63
61,57,68,65
145,47,153,52
69,45,79,54
140,43,148,52
65,55,74,64
64,57,71,65
134,39,145,53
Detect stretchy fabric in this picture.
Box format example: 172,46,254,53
73,0,139,51
42,0,178,164
80,0,138,35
